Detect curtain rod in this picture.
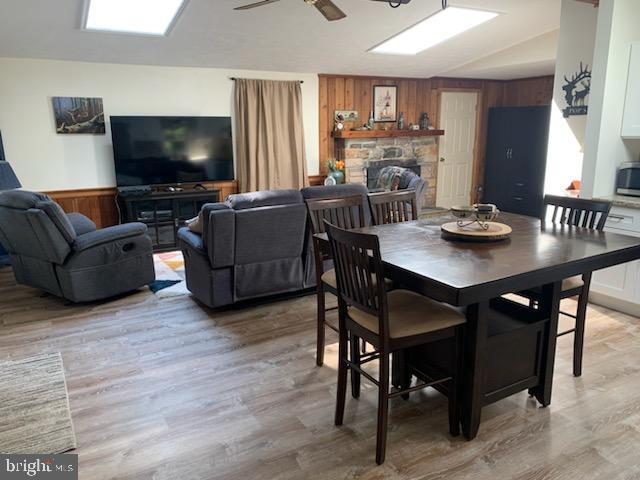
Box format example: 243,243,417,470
229,77,304,84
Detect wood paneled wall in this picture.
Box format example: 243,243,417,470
502,76,555,107
47,188,120,229
46,180,239,229
319,74,553,200
45,75,551,227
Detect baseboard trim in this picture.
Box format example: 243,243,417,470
589,291,640,317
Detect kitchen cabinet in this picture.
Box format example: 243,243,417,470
591,205,640,315
621,42,640,139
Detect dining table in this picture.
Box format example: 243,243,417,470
315,212,640,440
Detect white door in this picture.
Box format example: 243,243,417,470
436,91,478,208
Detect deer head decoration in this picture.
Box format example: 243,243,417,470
562,62,592,106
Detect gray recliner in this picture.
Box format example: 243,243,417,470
372,166,428,211
178,189,308,308
0,190,155,302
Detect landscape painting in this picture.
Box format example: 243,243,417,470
52,96,105,134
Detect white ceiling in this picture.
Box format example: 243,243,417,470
447,29,559,79
0,0,561,79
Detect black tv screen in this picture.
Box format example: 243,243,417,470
110,116,234,187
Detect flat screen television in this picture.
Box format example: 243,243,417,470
110,116,234,187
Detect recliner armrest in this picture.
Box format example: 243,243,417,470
73,223,148,252
178,227,205,253
205,208,235,268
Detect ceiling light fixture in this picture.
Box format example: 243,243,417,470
370,5,499,55
83,0,187,36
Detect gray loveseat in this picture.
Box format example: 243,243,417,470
178,183,372,308
0,190,155,302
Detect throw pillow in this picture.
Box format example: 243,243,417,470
377,166,405,191
186,213,203,234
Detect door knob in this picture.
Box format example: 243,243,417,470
440,157,445,162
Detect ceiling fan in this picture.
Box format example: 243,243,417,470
234,0,413,22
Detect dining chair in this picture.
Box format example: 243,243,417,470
306,195,367,367
325,221,466,465
519,194,612,377
368,190,418,225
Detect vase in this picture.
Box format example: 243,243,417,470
329,170,345,184
419,112,430,130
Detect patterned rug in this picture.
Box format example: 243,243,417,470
151,251,190,298
0,352,76,454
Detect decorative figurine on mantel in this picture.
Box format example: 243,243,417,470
367,111,374,130
397,112,405,130
419,112,430,130
352,111,374,131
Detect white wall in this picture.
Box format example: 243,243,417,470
544,0,598,195
582,0,640,198
0,58,319,192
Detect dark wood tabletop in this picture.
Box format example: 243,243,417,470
315,212,640,439
319,213,640,306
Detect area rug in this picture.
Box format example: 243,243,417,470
0,352,76,454
151,251,190,298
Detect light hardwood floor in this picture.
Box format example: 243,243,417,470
1,268,639,479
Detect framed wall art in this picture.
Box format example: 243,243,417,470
373,85,397,122
52,96,105,134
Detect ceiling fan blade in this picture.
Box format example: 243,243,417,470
312,0,346,21
234,0,280,11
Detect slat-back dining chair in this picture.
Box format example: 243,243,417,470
325,221,465,465
368,190,418,225
306,195,366,367
520,194,612,377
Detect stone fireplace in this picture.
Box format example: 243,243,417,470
342,136,439,208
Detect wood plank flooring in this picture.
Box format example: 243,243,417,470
1,267,639,479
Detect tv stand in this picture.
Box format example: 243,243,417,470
117,187,220,252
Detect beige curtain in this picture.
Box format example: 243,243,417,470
234,79,308,192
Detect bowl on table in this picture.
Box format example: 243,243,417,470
451,205,476,219
473,203,500,222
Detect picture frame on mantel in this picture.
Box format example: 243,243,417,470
373,85,397,122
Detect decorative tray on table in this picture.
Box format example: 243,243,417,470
441,204,512,242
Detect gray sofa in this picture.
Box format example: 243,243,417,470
178,183,372,308
0,190,155,302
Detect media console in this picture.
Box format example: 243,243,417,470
118,187,220,252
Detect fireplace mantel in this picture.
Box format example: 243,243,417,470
331,129,445,139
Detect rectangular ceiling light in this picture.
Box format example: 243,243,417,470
84,0,186,36
370,6,499,55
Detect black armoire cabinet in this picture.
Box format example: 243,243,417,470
483,106,551,217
